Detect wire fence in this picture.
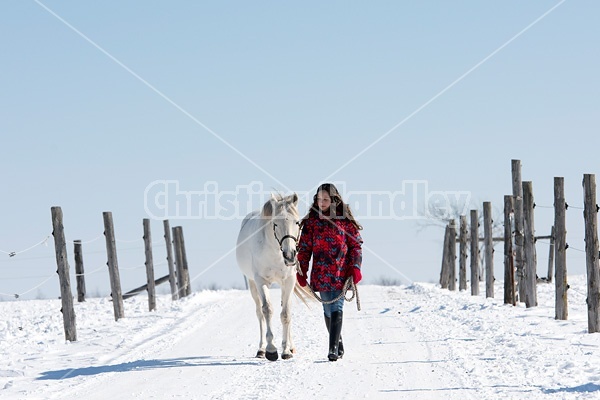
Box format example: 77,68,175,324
440,182,599,287
0,228,172,300
436,168,600,334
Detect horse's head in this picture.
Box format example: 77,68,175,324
262,193,300,267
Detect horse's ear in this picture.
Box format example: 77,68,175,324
290,193,298,206
262,199,273,218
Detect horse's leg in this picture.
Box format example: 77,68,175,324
248,279,267,358
254,277,278,361
280,275,295,360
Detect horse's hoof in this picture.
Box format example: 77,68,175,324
256,350,266,359
282,353,293,360
265,351,279,361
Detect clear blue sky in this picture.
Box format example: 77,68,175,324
1,1,599,299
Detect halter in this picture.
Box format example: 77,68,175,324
272,221,301,252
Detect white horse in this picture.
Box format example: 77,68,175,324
236,193,309,361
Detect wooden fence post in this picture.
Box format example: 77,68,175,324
546,226,555,282
179,226,192,296
103,212,125,320
523,181,538,308
483,202,494,298
173,226,191,297
51,207,76,341
512,159,525,303
448,220,456,291
503,196,516,305
173,227,184,295
163,220,178,301
143,219,156,312
459,215,468,291
74,240,86,302
470,210,480,296
554,177,568,320
440,224,450,288
123,275,171,299
583,174,600,333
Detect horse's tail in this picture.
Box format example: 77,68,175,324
293,282,316,308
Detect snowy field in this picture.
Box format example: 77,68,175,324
2,275,600,399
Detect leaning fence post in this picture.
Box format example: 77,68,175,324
440,225,449,288
74,240,86,302
470,210,480,296
554,177,568,320
51,206,77,341
143,219,156,312
583,174,600,333
523,181,537,308
448,220,456,291
179,226,192,296
173,227,184,296
173,226,191,297
163,220,178,301
483,202,494,298
103,212,125,320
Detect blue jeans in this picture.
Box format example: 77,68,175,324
320,290,344,317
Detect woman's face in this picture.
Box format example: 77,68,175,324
316,190,332,212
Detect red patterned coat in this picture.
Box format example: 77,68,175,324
297,216,363,292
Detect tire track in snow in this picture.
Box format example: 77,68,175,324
57,291,254,400
48,285,482,399
353,285,479,399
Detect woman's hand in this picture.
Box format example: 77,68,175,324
296,272,307,287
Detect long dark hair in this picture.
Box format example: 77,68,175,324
302,183,362,230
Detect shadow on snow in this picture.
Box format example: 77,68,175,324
543,383,600,394
37,356,262,380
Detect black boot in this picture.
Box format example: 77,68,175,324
324,314,344,359
328,311,343,361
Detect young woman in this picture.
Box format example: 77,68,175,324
296,183,363,361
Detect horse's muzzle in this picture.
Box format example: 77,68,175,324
283,250,297,267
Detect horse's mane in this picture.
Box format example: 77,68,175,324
263,193,299,218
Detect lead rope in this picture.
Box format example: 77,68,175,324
296,263,361,311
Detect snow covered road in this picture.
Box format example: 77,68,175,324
3,278,600,399
62,286,468,400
